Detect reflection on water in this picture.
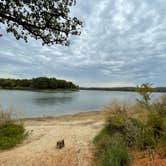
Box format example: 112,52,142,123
33,96,73,105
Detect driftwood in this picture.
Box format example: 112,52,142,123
56,140,65,149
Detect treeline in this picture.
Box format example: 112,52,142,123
80,87,135,91
0,77,78,90
80,87,166,92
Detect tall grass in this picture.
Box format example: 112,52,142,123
0,106,27,149
93,94,166,166
0,106,13,125
93,137,131,166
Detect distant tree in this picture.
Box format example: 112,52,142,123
136,83,154,108
0,77,78,90
31,77,50,89
0,0,82,46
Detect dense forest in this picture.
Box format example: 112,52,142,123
0,77,78,90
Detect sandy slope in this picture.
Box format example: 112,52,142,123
0,112,104,166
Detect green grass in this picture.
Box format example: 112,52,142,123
0,123,27,149
0,108,27,150
93,131,132,166
105,142,131,166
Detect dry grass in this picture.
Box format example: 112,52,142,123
93,94,166,166
0,106,13,125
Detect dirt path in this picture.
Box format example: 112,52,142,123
0,112,104,166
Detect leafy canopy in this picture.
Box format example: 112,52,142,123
0,0,82,45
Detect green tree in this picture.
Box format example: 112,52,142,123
0,77,78,90
31,77,49,89
0,0,82,46
136,83,153,108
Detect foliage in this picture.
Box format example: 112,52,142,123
0,77,78,90
0,108,27,149
94,135,131,166
0,0,82,45
135,83,153,108
0,123,27,149
147,112,164,138
93,93,166,165
93,126,112,145
105,141,131,166
152,94,166,115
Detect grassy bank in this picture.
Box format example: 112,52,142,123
0,108,27,150
93,84,166,166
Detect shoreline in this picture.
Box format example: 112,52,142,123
21,110,106,124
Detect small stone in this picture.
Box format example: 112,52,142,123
56,140,65,149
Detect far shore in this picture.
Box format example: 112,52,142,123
0,88,79,93
1,87,166,93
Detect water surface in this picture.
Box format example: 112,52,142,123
0,90,164,118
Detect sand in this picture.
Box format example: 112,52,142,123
1,110,166,166
0,111,105,166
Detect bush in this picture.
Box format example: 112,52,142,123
0,123,27,149
135,125,156,150
152,95,166,115
93,92,166,165
147,112,164,138
104,102,166,150
94,137,132,166
124,118,142,148
0,107,27,149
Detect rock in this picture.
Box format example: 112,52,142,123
56,140,65,149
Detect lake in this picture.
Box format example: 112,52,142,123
0,90,164,118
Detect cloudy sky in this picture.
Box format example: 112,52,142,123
0,0,166,87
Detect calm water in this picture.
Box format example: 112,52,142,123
0,90,164,118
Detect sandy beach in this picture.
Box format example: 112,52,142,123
1,110,166,166
0,111,105,166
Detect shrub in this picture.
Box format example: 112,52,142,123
0,106,27,149
107,114,126,135
0,123,27,149
105,102,128,135
147,112,164,138
124,118,142,148
94,137,132,166
135,83,153,108
152,95,166,115
135,125,156,150
93,92,166,165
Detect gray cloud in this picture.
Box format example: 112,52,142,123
0,0,166,87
